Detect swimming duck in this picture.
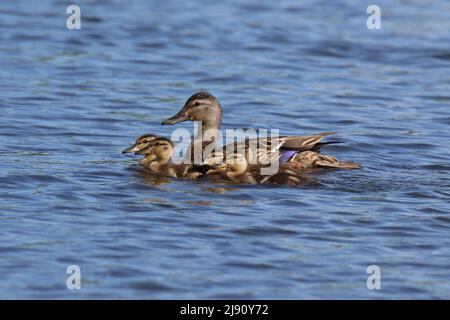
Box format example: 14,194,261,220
135,137,205,179
205,154,314,186
161,92,360,169
289,151,360,169
203,153,256,184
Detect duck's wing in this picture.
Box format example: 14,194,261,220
203,132,338,165
277,132,337,151
253,132,337,163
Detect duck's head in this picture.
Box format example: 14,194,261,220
122,134,158,154
136,137,174,164
161,92,222,129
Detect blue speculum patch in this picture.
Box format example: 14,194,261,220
279,150,297,162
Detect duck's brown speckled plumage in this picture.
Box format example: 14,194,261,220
290,151,360,169
205,155,316,186
123,92,360,185
161,92,361,171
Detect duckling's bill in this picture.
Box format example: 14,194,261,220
135,146,154,156
122,144,141,154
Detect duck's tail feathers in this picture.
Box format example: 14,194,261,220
311,141,345,152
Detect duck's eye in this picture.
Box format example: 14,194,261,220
194,101,200,106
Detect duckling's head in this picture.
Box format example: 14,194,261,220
206,153,248,179
161,92,222,129
136,137,174,164
122,134,158,154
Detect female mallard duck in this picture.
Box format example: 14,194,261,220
135,137,205,179
161,92,360,169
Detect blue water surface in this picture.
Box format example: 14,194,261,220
0,0,449,299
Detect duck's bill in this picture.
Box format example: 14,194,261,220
122,145,140,154
161,112,189,125
135,148,153,156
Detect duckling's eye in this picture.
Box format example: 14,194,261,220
194,101,200,106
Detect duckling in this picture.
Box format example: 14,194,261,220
136,137,205,179
136,137,176,177
204,153,313,186
161,92,360,169
122,134,158,154
289,151,360,169
204,153,256,184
